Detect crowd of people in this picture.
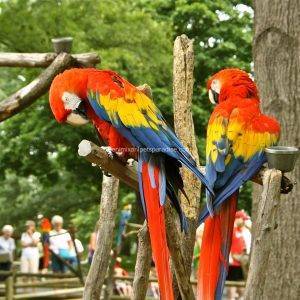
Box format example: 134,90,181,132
0,215,86,277
0,210,251,299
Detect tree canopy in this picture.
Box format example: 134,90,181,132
0,0,253,256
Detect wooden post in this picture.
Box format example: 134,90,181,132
244,169,282,299
173,34,201,283
83,174,119,300
132,222,152,300
5,273,14,300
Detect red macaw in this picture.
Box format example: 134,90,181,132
49,68,212,299
197,69,280,300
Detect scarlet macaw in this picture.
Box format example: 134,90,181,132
197,69,280,300
49,68,212,299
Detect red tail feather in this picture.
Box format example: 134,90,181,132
197,193,237,300
142,163,174,300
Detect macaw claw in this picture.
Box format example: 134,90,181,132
101,146,114,159
127,158,135,167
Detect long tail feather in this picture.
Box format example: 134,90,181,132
197,193,237,300
140,158,174,300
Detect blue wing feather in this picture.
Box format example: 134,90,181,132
199,152,265,223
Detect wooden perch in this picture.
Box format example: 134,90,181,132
0,49,100,123
171,34,199,298
78,140,138,191
78,140,294,195
83,174,119,300
244,169,282,299
0,53,74,122
0,52,100,68
132,222,152,300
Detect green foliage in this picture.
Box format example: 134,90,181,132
0,0,253,263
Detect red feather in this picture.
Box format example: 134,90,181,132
197,194,237,300
142,163,174,300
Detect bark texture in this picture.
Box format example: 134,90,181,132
0,52,100,68
132,222,152,300
173,35,201,283
249,1,300,299
165,201,195,300
83,175,119,300
245,170,283,299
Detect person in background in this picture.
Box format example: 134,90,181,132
148,261,159,299
114,257,132,297
20,220,41,275
116,204,132,249
88,223,98,265
227,210,250,300
49,215,72,273
68,238,84,267
0,225,15,281
192,223,205,278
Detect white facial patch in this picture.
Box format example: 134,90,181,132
62,92,82,110
211,79,221,94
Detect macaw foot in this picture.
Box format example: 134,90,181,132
101,146,114,159
127,158,135,167
103,171,112,177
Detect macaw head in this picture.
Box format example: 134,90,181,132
49,69,89,126
207,68,258,104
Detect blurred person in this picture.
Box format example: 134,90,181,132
20,220,41,274
88,223,98,265
68,238,84,267
116,204,132,248
114,257,132,297
0,225,15,280
227,210,250,300
49,215,72,273
192,223,205,278
149,261,159,299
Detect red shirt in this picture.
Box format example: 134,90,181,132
230,227,246,266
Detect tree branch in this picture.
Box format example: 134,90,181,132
132,222,152,300
78,140,293,195
83,175,119,300
0,52,100,68
0,53,74,122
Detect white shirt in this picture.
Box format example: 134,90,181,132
0,236,15,261
242,227,252,254
69,239,84,258
21,232,41,259
49,229,71,254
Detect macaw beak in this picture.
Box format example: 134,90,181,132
66,101,89,126
209,89,219,105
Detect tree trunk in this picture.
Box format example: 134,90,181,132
248,1,300,299
132,222,152,300
173,35,201,280
83,175,119,300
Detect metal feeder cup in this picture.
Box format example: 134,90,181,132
265,146,299,173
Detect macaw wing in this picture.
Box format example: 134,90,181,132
87,73,191,159
86,71,212,192
202,105,280,221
